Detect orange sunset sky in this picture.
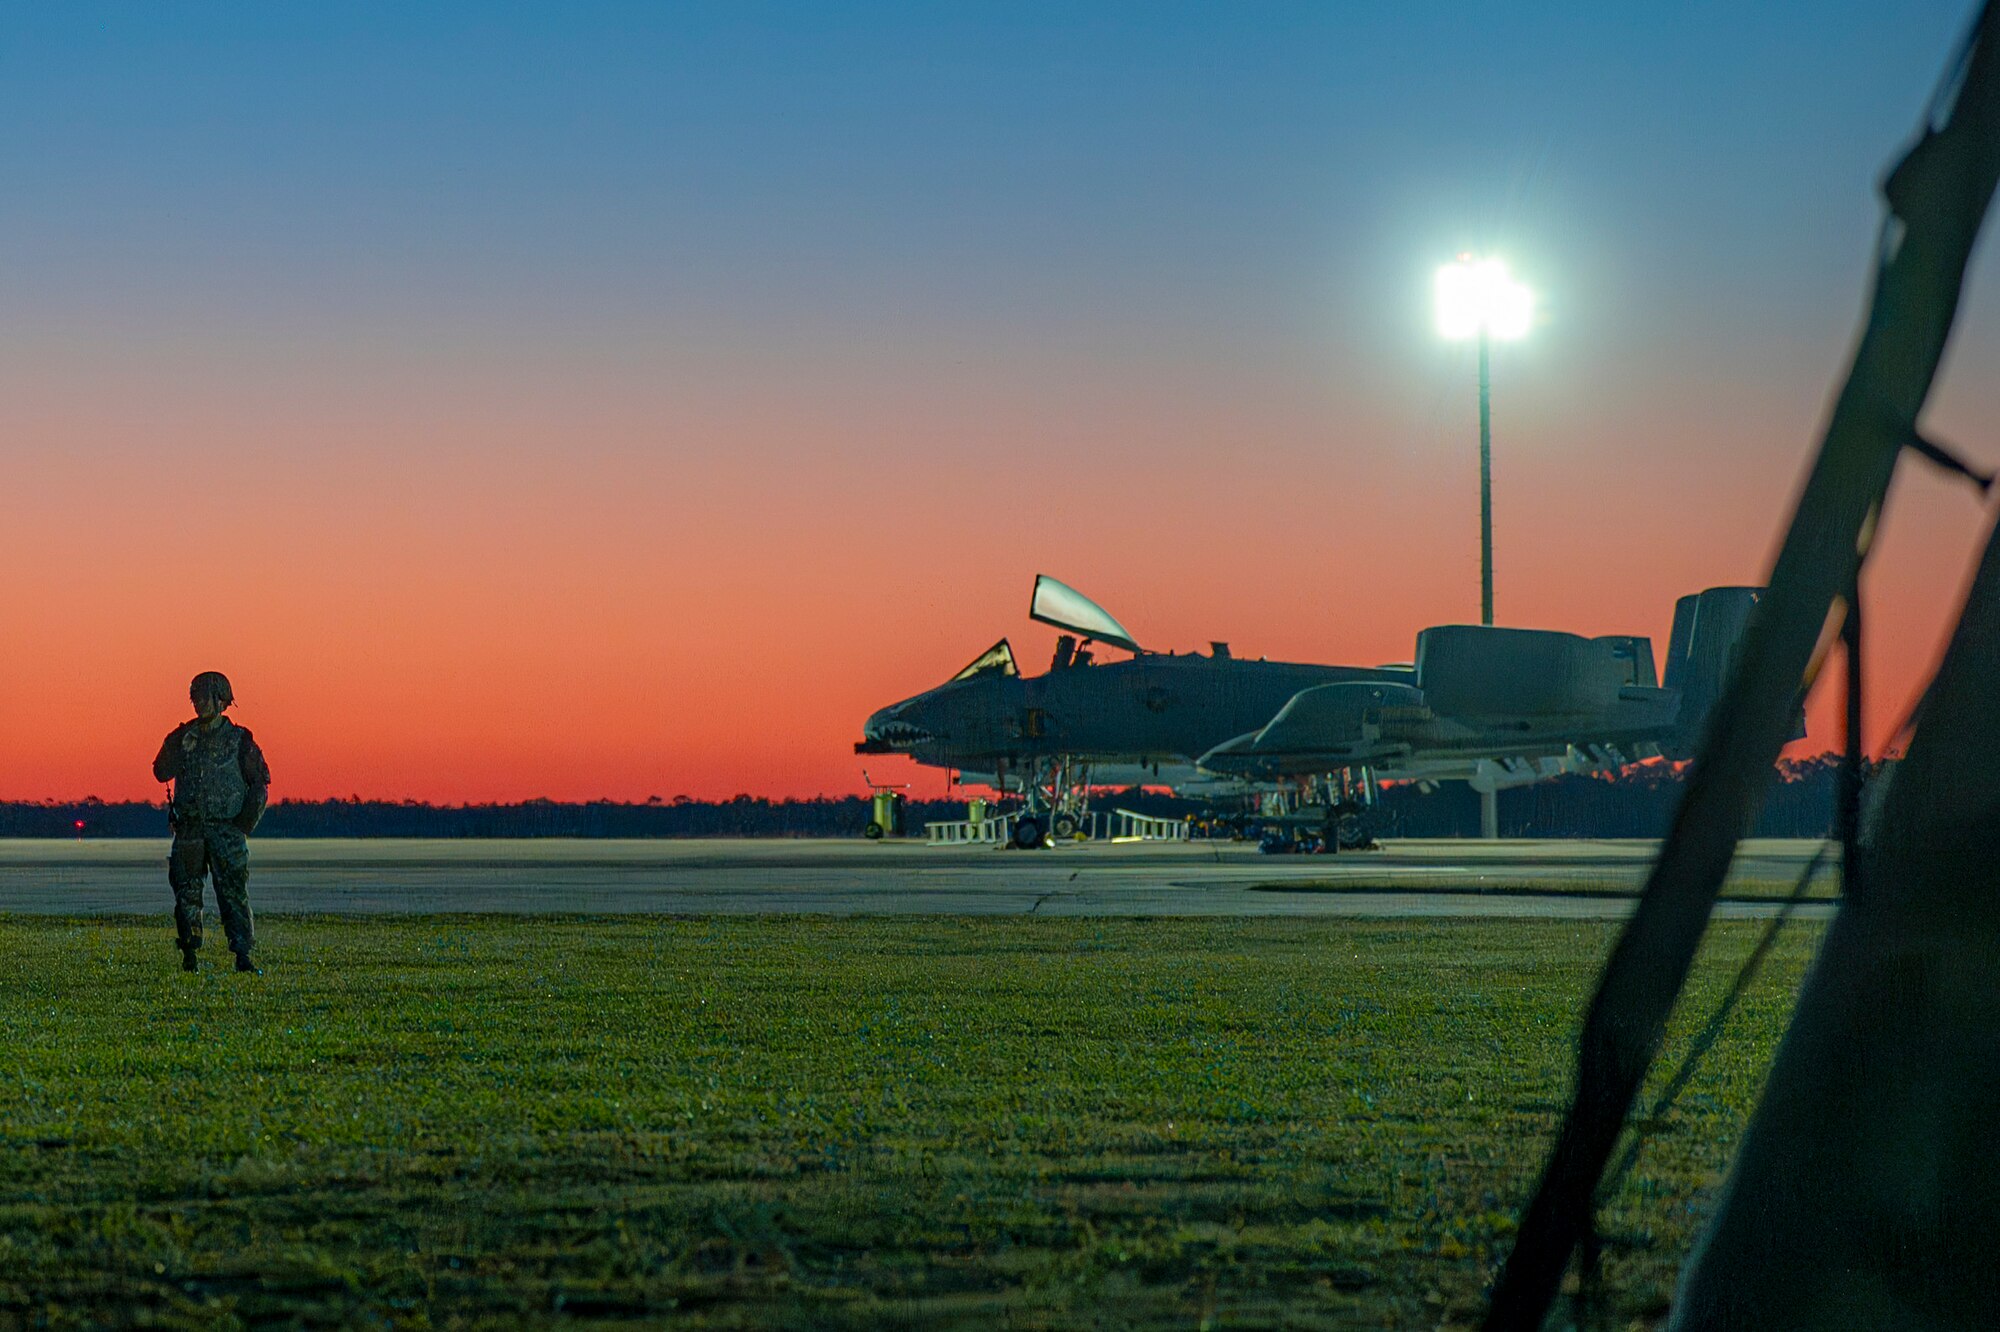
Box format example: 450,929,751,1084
7,4,1999,803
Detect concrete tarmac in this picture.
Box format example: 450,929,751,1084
0,837,1838,918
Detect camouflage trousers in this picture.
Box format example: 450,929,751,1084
168,820,254,955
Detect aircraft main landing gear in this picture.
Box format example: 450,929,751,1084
1327,800,1378,852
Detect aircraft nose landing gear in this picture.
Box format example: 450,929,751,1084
1001,756,1094,848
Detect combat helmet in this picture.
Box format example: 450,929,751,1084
189,671,235,708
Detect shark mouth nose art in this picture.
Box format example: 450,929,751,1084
868,720,934,748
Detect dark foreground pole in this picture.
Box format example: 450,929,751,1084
1483,5,2000,1325
1479,327,1493,627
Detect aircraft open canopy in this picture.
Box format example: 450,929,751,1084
1029,575,1142,653
951,638,1018,682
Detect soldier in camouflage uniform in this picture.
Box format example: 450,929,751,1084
152,671,271,973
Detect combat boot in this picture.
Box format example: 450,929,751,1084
234,952,261,975
180,946,199,972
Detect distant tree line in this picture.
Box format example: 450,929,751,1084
2,794,968,839
4,758,1863,839
1374,754,1866,839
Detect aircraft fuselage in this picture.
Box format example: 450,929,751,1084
861,651,1408,773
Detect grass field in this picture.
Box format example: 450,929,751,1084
0,916,1821,1329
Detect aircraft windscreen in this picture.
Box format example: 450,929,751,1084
951,638,1018,681
1028,575,1141,652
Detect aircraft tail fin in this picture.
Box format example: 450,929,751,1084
1663,586,1765,751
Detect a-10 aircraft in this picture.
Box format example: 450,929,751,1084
857,575,1763,846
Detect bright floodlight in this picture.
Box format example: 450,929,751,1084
1435,255,1533,341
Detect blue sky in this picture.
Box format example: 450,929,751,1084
6,2,1996,797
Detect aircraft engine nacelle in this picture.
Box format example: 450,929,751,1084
1416,625,1634,720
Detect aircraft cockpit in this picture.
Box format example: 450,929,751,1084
951,639,1019,682
1050,634,1095,671
1031,575,1141,670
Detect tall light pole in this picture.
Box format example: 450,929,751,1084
1435,255,1533,626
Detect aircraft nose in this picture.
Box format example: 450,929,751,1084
862,705,935,750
